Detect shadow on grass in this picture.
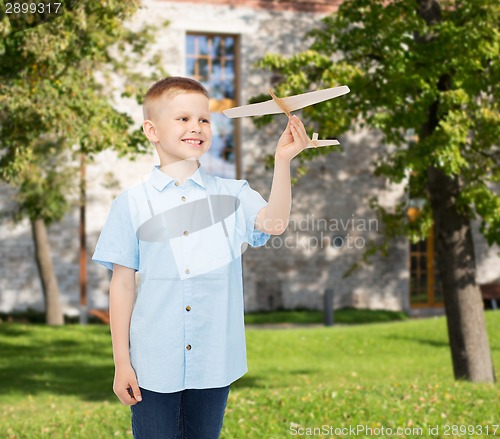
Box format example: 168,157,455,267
0,324,115,402
385,334,499,351
229,375,262,389
230,367,320,390
0,324,319,402
384,335,450,348
288,369,317,375
1,323,310,400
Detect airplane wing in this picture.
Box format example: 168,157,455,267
281,86,350,112
222,99,282,118
307,139,340,148
222,85,350,118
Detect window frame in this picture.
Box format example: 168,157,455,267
185,32,241,179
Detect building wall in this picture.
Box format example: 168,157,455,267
158,0,340,13
1,0,498,315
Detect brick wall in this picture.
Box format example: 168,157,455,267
158,0,340,13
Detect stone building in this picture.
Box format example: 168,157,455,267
1,0,498,317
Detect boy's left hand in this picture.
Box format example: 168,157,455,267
275,115,311,162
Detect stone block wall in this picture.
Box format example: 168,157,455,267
1,0,498,316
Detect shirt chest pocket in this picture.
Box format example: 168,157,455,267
168,195,240,280
171,220,233,279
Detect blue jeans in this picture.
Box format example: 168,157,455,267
130,385,230,439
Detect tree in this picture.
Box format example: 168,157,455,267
257,0,499,382
0,0,166,324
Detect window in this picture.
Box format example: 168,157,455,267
186,34,238,179
409,226,444,307
407,171,443,308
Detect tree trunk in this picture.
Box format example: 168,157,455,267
30,218,64,325
417,0,495,383
427,166,495,382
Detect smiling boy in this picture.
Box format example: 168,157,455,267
92,76,310,438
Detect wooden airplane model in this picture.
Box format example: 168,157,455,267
223,85,350,148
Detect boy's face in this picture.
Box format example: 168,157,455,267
143,92,212,165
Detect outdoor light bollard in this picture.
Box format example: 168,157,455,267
80,304,88,325
324,288,334,326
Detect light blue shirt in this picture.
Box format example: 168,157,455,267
92,163,270,393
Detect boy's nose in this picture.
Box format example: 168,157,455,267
190,126,202,134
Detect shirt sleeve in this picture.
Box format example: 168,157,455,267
92,193,139,271
238,180,271,248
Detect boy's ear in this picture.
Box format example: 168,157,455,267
143,120,159,143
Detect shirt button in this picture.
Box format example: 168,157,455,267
185,268,190,275
175,181,180,187
186,344,192,350
185,305,191,311
183,230,189,237
181,196,187,202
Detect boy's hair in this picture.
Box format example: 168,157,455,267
143,76,209,120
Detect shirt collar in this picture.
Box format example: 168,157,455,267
150,162,207,191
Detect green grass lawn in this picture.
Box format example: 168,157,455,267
244,308,408,325
0,312,498,438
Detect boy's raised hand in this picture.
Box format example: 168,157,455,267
113,363,142,406
275,115,311,162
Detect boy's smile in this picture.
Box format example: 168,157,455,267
143,92,212,166
182,138,204,146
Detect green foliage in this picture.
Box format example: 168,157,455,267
0,1,167,224
256,0,500,271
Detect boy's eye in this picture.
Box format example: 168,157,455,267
179,117,188,121
201,119,210,124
